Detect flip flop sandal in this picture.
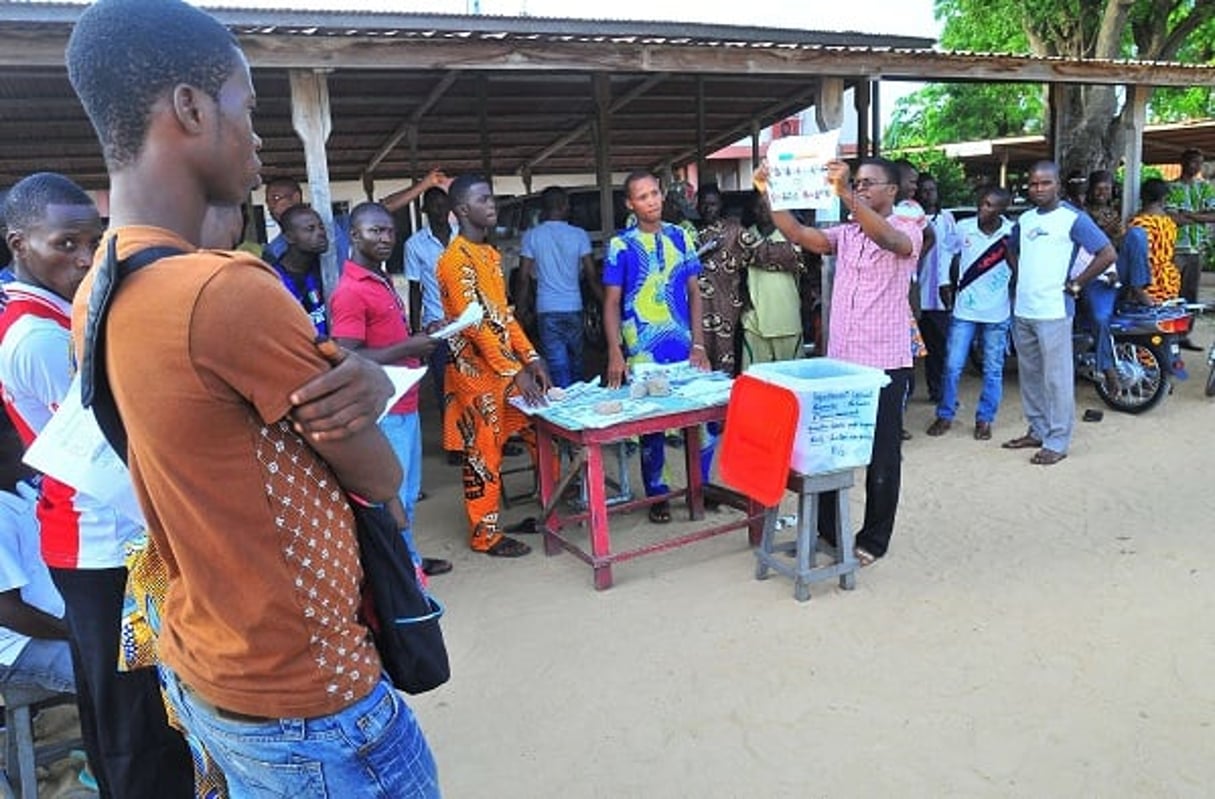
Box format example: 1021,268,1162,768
505,517,539,534
855,546,878,567
421,557,453,576
648,500,672,524
1002,434,1042,450
485,536,532,557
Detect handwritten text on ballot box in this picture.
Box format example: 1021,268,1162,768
744,358,889,475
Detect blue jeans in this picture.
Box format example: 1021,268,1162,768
1081,281,1118,372
161,668,439,799
937,317,1010,424
538,311,584,388
0,638,75,694
380,412,422,567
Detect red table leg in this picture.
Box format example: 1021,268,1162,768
683,425,705,521
536,426,561,556
584,442,613,590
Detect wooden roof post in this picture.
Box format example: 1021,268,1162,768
854,80,870,161
594,73,614,240
289,68,338,310
1048,82,1065,166
696,76,707,189
478,74,492,179
870,80,881,157
751,119,760,169
1121,84,1149,221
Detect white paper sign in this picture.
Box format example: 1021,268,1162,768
22,375,146,526
766,131,841,211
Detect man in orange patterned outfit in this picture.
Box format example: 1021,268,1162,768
438,175,551,557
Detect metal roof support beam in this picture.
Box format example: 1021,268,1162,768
656,85,820,171
1121,83,1150,219
289,68,339,313
519,73,669,175
363,70,458,176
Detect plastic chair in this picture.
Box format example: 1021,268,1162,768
0,684,82,799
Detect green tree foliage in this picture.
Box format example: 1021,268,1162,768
884,0,1215,172
888,148,971,208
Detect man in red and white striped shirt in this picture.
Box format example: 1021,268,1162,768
0,172,192,797
756,157,923,567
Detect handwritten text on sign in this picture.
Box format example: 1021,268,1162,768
801,389,878,465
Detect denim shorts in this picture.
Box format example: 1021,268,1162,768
161,667,439,798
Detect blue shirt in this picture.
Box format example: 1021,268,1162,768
521,220,592,314
603,223,702,364
404,226,452,327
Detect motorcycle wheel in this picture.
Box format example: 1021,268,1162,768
1205,363,1215,398
1096,341,1169,414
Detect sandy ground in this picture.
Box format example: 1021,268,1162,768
406,301,1215,799
27,289,1215,799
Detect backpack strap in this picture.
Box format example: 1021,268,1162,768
80,239,186,462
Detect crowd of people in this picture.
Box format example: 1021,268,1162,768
0,0,1210,796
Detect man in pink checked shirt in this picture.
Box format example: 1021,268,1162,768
754,157,923,567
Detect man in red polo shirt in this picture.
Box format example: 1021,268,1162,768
331,201,451,576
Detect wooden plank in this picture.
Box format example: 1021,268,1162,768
1121,83,1150,219
519,73,668,174
363,70,458,175
289,69,340,315
594,74,614,238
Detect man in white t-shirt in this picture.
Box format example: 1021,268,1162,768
0,412,72,695
1004,162,1115,465
927,187,1013,441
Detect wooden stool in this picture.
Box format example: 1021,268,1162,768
755,470,859,602
0,684,81,799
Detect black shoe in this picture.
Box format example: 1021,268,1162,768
421,557,453,576
1179,339,1203,352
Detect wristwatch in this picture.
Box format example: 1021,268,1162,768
1066,281,1082,296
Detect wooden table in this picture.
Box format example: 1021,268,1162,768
534,404,767,590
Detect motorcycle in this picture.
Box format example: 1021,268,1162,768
971,299,1194,414
1074,299,1194,414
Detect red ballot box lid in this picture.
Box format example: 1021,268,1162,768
719,374,798,507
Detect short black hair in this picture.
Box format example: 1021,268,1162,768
1032,160,1061,178
448,175,490,208
1181,148,1203,163
3,172,94,233
421,186,448,210
541,186,568,215
893,159,918,178
917,173,937,186
623,170,658,198
858,157,900,186
280,203,319,232
265,177,302,195
698,183,722,201
1141,177,1170,205
977,185,1011,206
66,0,241,170
349,201,392,230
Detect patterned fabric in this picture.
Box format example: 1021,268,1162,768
1128,212,1182,302
603,223,703,365
437,236,539,552
1085,204,1123,246
695,218,746,373
1166,179,1215,252
121,535,229,798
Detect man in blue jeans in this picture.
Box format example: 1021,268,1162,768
927,186,1014,441
519,186,598,388
66,1,439,794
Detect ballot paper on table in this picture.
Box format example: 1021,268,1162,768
378,365,429,422
765,130,841,211
22,375,146,526
431,302,484,340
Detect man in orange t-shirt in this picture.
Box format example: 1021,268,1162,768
67,1,439,794
438,175,551,558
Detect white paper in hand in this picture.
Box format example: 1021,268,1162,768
766,130,841,211
432,302,484,340
22,375,146,526
378,365,429,422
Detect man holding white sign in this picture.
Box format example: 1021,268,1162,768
755,157,922,567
